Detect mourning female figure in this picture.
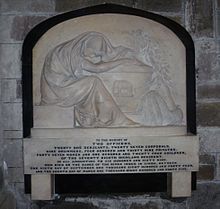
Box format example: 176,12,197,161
40,31,140,127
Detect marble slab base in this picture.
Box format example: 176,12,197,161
31,174,54,200
171,172,192,197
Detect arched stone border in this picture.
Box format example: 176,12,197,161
22,4,196,194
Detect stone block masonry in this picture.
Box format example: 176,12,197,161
185,0,214,38
0,0,220,209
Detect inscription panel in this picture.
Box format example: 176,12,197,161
24,135,198,174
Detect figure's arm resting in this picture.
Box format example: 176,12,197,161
82,58,130,73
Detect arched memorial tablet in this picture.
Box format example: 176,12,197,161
22,4,198,200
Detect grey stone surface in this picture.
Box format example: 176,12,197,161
199,154,215,164
2,103,22,130
8,167,24,183
3,130,23,139
0,165,3,190
185,0,214,37
3,139,23,167
129,201,163,209
11,15,49,41
13,182,33,209
0,0,55,13
195,40,220,82
1,79,22,102
39,198,189,209
198,127,220,153
0,15,15,43
55,0,134,12
165,15,183,25
218,0,220,9
197,164,215,181
42,202,99,209
129,202,157,209
216,154,220,180
0,190,16,209
198,154,216,181
135,0,182,12
14,182,25,192
197,83,220,99
197,102,220,126
172,202,187,209
187,183,220,209
0,103,3,166
27,0,55,13
0,44,22,78
16,80,22,100
217,10,220,38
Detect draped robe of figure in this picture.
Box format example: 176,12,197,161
40,32,136,127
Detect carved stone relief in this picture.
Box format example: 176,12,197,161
33,14,186,128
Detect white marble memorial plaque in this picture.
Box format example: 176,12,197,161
22,8,198,199
24,130,198,174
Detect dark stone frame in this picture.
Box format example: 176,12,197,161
22,4,196,194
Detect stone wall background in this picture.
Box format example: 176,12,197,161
0,0,220,208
